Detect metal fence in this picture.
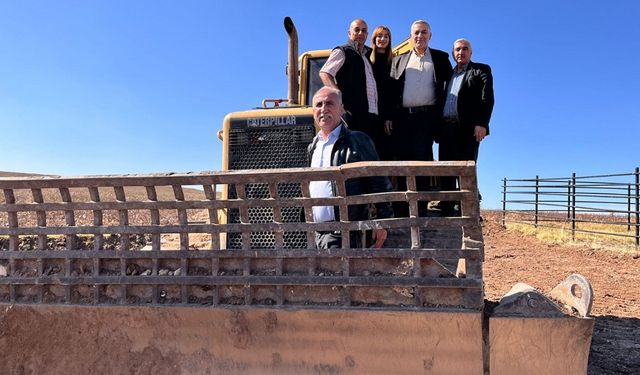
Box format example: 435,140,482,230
501,168,640,247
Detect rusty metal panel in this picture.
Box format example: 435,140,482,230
0,304,484,375
489,317,594,375
0,163,484,310
0,248,482,309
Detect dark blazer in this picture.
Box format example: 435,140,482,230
390,48,453,116
456,61,494,135
307,124,393,221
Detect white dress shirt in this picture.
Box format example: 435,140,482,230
402,49,437,108
309,125,342,222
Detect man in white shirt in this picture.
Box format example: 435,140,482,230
308,86,393,248
389,20,453,216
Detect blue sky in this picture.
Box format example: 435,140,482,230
1,1,638,209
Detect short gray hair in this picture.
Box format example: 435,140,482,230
453,38,473,51
313,86,343,104
411,20,431,32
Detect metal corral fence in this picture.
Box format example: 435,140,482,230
501,168,639,247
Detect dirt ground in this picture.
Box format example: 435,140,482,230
482,210,639,374
0,193,638,373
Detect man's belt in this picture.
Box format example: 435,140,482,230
316,230,341,235
443,117,460,125
402,105,435,114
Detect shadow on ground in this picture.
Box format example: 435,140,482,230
588,316,640,374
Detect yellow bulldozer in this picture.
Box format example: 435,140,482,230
0,17,594,375
213,17,595,374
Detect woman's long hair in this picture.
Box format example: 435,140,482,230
370,25,392,65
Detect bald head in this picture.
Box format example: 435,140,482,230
348,19,368,51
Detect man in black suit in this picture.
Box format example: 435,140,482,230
439,38,495,215
389,20,452,216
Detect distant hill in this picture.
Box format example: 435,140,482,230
0,171,217,204
0,171,51,177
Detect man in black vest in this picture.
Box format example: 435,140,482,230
319,19,378,138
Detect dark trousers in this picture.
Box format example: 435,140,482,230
391,106,440,216
438,121,480,162
369,115,393,161
438,121,481,214
344,111,378,139
344,111,391,162
392,108,439,161
315,231,367,249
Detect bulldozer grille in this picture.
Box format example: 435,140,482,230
226,120,315,249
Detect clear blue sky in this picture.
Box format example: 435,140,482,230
1,1,639,209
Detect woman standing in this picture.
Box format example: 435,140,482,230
370,26,394,160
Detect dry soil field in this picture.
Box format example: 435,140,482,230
482,210,639,374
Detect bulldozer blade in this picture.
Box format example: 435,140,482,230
491,282,565,317
489,275,595,374
0,304,486,375
489,316,594,375
548,273,593,317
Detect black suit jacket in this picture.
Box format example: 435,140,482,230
390,48,453,117
307,124,393,221
456,61,494,135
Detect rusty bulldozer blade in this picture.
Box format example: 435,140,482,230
492,273,593,318
489,274,595,374
492,282,566,317
548,273,593,317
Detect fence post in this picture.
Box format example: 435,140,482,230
502,178,507,227
635,167,639,247
571,172,577,241
567,180,571,220
535,176,539,228
628,184,632,232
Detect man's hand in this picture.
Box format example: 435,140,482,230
384,120,393,135
319,72,339,89
474,126,487,142
371,228,388,248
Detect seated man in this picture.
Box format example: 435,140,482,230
308,86,393,249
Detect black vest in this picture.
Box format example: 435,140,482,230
334,41,371,115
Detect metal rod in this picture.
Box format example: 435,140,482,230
502,178,507,227
567,181,571,220
635,167,640,247
628,184,632,232
534,175,539,228
571,173,576,241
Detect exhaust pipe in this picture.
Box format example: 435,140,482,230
284,17,299,105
